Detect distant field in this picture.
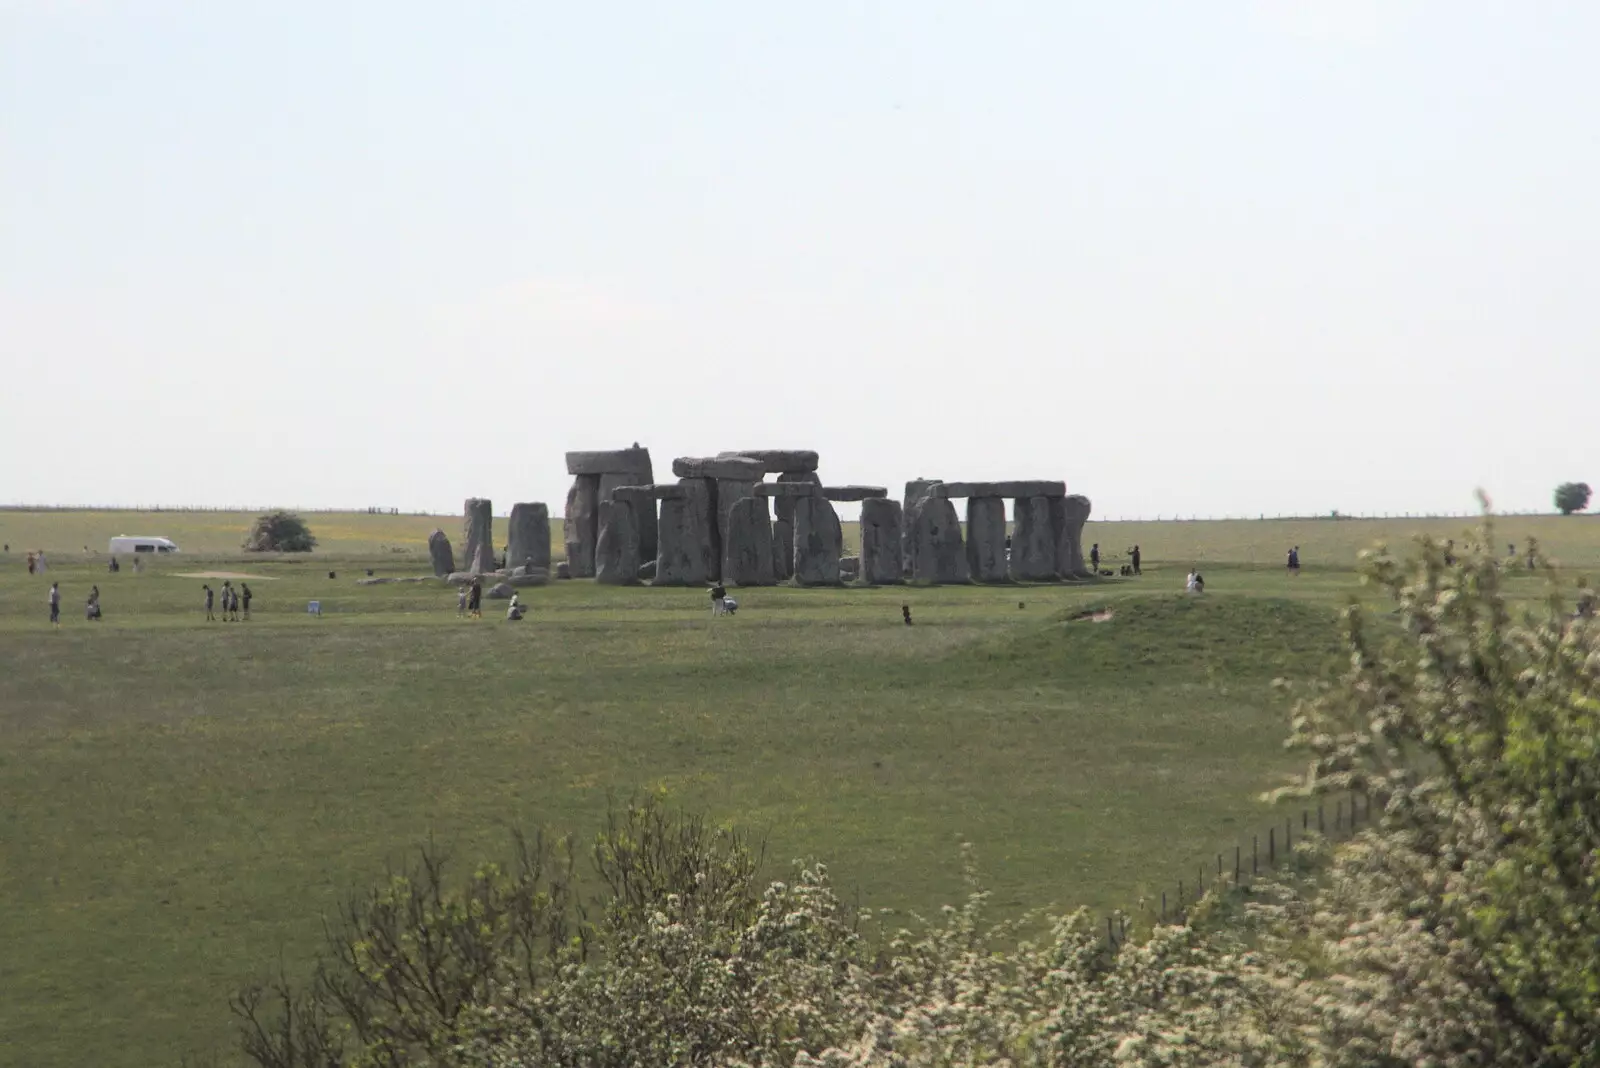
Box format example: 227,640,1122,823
1,508,1596,1066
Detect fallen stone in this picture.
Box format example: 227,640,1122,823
716,449,820,473
1009,496,1058,581
637,560,657,581
722,495,775,586
754,482,821,497
555,561,571,580
820,486,888,502
506,502,551,573
965,497,1009,583
357,576,435,586
487,582,516,600
563,475,601,578
907,496,969,584
672,456,766,481
445,571,477,585
509,572,548,588
463,498,495,574
935,481,1066,499
594,499,642,585
838,555,860,574
427,529,455,577
566,447,652,476
655,479,716,586
859,498,904,585
792,495,843,586
1055,494,1092,578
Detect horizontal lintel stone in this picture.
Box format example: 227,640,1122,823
821,486,889,502
672,456,767,480
566,447,652,476
935,480,1066,499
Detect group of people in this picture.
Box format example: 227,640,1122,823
44,581,103,624
25,550,48,574
202,581,252,622
457,578,484,618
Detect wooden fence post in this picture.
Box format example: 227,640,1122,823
1235,845,1241,882
1269,827,1276,865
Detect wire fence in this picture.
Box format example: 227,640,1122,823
1104,791,1373,948
0,504,434,516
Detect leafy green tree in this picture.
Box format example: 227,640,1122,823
1271,522,1600,1066
1554,481,1591,514
242,511,317,552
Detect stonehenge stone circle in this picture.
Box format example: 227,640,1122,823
1010,496,1058,581
964,497,1008,583
594,499,642,585
792,495,843,586
934,480,1065,499
655,478,717,586
858,497,904,585
722,495,776,586
1056,494,1092,578
463,498,495,574
563,476,601,578
717,449,820,473
427,529,455,578
506,502,551,573
820,486,888,502
907,496,969,584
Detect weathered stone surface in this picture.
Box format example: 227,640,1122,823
655,479,716,586
445,571,477,585
511,564,550,579
859,498,904,585
716,449,820,473
907,496,969,584
792,495,842,586
965,497,1009,583
637,560,657,581
1009,497,1058,581
902,480,942,574
715,479,757,551
820,486,888,502
672,456,766,481
487,581,515,600
463,498,495,574
594,500,641,586
771,518,795,580
754,482,821,497
506,502,551,573
1055,494,1092,578
509,572,548,587
935,481,1066,500
722,496,775,586
838,555,860,575
563,476,601,578
427,530,455,577
608,485,656,507
555,561,571,580
566,447,652,476
600,473,656,564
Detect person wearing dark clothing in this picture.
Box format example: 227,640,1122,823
1130,546,1142,575
1090,544,1100,572
204,584,216,622
108,556,120,573
901,603,913,626
710,584,728,615
49,582,60,625
1287,546,1300,574
86,585,102,621
468,579,483,618
241,584,252,620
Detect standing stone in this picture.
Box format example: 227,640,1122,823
714,479,757,551
594,500,641,585
600,471,656,562
506,502,551,573
772,471,821,580
1009,496,1057,581
792,495,842,586
722,496,775,586
655,479,716,586
1055,494,1092,578
563,476,601,578
907,496,969,584
965,497,1008,583
903,480,942,575
859,498,904,585
427,529,455,578
463,498,495,574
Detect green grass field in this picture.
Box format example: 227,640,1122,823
1,507,1595,1066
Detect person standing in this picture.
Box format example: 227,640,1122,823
86,585,102,621
220,581,233,622
27,551,35,574
36,551,46,574
468,577,483,619
204,584,216,622
1287,546,1301,575
241,583,253,620
457,584,468,618
1090,543,1100,572
49,582,60,626
1130,545,1142,575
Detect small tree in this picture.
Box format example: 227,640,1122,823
242,511,317,553
1554,481,1591,515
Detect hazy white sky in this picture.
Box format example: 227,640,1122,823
3,1,1596,519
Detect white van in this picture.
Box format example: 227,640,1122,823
108,536,180,555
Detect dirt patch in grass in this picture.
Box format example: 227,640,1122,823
1068,607,1115,623
171,571,278,580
